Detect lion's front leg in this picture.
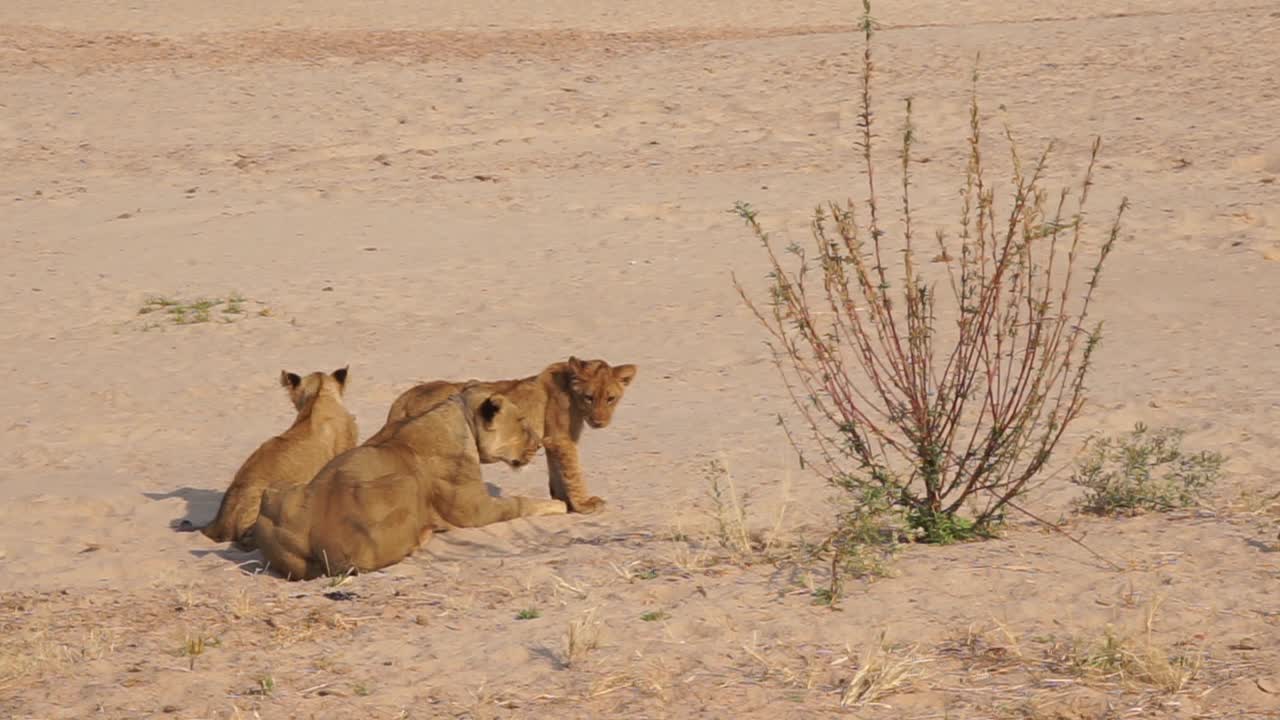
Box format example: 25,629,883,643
543,437,606,514
442,487,567,527
514,496,570,518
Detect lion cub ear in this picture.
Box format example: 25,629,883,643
281,371,302,389
331,366,349,388
567,356,587,375
613,364,637,386
479,395,505,426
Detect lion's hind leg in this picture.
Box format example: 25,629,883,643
254,488,316,580
254,517,314,580
320,473,430,574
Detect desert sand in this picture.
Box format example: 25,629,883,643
2,1,1279,717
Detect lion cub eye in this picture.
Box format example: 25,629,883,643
607,395,618,404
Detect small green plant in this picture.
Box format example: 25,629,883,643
1079,627,1128,674
818,485,899,605
178,632,219,670
633,568,659,581
1071,423,1224,516
704,459,755,558
182,636,205,658
140,296,179,313
640,610,669,622
904,507,987,544
353,682,371,697
253,675,275,696
515,608,541,620
137,292,261,326
811,588,837,607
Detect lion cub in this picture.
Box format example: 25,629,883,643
200,367,357,548
254,386,566,581
371,356,637,514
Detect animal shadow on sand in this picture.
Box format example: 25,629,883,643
188,543,263,568
425,522,573,561
142,487,267,567
142,487,223,533
531,645,569,670
1245,537,1279,554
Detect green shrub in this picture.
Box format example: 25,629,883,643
1071,423,1224,515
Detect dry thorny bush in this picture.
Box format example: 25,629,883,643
734,0,1128,559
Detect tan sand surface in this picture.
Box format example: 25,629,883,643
2,1,1278,717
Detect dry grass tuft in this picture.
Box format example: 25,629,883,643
655,455,795,577
0,624,120,691
939,620,1026,674
740,634,830,691
737,630,931,706
589,656,675,701
701,456,790,564
1049,625,1204,693
840,633,929,707
227,588,257,620
663,527,715,574
565,608,603,667
939,606,1210,704
551,574,590,601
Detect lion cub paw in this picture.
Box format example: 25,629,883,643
531,499,569,516
571,496,607,514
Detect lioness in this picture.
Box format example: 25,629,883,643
200,367,357,548
253,386,565,580
369,356,637,514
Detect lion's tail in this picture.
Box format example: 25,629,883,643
200,486,245,543
258,485,281,520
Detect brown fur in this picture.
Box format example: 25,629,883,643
368,356,637,514
253,386,564,580
200,367,357,548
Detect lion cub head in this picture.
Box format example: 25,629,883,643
464,387,541,468
280,366,349,410
567,356,638,429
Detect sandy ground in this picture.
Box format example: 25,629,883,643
3,1,1280,717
